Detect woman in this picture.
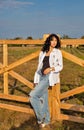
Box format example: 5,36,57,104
29,34,63,128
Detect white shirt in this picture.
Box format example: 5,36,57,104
34,48,63,86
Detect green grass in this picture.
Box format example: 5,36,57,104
62,46,84,59
8,46,41,63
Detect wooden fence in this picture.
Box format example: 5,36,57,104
0,39,84,124
0,38,84,46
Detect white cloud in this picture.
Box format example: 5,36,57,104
0,0,34,9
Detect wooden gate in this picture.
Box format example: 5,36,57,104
0,39,84,123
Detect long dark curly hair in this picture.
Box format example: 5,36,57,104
41,34,61,52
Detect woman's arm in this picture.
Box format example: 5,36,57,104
54,50,63,72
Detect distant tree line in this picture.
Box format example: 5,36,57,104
12,35,84,40
81,35,84,39
8,34,84,47
13,36,33,40
61,34,84,39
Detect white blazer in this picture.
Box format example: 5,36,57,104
34,48,63,86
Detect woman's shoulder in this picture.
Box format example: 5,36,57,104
39,51,44,55
53,48,62,53
39,51,46,57
53,49,62,57
40,51,46,54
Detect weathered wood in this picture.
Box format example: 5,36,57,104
9,71,33,89
0,63,33,89
48,88,52,118
0,63,2,68
61,39,84,45
60,85,84,100
0,93,29,102
0,39,44,45
0,50,40,75
52,83,60,120
62,50,84,67
0,40,84,124
50,83,61,121
0,103,34,114
60,114,84,124
3,44,8,94
0,39,84,46
60,103,84,112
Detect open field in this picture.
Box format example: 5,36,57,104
0,45,84,130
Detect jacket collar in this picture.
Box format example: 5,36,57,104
51,48,57,52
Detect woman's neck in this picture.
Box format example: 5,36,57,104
49,46,54,52
46,47,54,56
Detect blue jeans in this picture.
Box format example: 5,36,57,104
29,74,50,124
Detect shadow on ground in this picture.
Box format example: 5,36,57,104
10,116,39,130
9,116,63,130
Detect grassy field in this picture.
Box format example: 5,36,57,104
0,45,84,130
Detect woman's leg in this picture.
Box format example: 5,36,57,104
41,90,50,124
29,75,49,123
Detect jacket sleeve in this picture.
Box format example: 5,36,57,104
34,72,40,83
34,51,43,83
54,50,63,73
38,51,43,63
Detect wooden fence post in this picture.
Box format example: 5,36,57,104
48,83,61,121
48,87,52,118
3,43,8,94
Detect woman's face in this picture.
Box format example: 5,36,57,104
50,37,57,48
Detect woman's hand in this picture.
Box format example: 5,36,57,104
33,83,38,87
43,67,55,75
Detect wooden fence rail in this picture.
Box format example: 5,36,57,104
0,39,84,124
0,38,84,46
60,85,84,99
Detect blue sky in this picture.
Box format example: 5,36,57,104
0,0,84,39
